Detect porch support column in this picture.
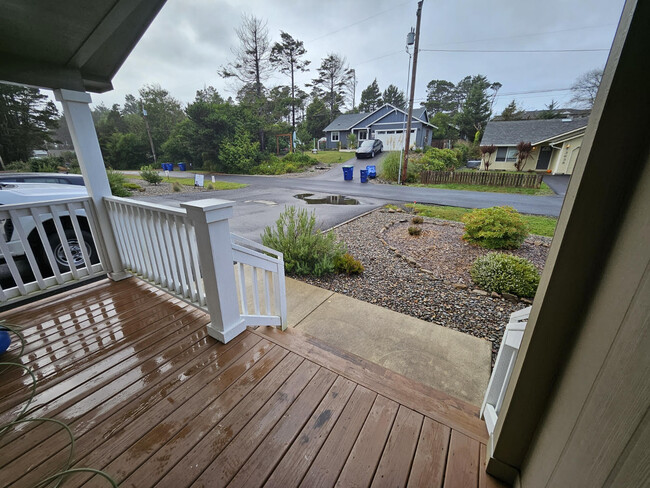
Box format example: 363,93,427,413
54,89,128,281
181,199,245,343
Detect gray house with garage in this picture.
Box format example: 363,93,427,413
322,104,435,150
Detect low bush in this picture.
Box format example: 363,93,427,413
380,152,420,183
334,253,364,275
205,182,215,190
172,181,183,192
106,169,130,197
140,165,163,185
408,226,422,236
124,182,143,190
261,206,345,276
462,206,528,249
470,252,540,298
420,147,460,171
412,216,424,224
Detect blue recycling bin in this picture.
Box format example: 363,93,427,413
342,165,354,181
360,169,368,183
178,162,187,171
161,163,167,170
162,163,172,171
366,165,377,178
0,329,10,355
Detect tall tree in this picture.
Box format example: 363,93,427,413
358,79,383,112
0,83,59,164
219,14,272,99
500,100,525,120
382,84,406,110
309,53,352,121
455,84,491,140
345,68,357,111
422,79,456,114
570,68,603,108
304,98,329,139
270,31,310,130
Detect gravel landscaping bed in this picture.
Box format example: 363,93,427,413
126,178,208,197
295,208,552,363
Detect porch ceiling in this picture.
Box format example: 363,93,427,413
0,0,167,93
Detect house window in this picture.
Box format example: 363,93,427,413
358,130,367,140
495,146,518,162
331,131,340,142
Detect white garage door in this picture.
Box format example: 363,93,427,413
374,129,417,151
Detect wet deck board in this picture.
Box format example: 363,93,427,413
0,277,506,487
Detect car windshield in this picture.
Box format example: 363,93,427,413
361,140,375,147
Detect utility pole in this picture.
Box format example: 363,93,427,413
401,0,423,184
141,102,157,165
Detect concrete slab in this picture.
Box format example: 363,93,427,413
293,292,492,406
285,277,333,327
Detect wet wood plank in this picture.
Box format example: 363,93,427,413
443,430,481,488
335,395,400,488
371,406,423,488
263,377,357,488
299,385,377,488
0,278,500,488
407,418,451,487
253,326,488,443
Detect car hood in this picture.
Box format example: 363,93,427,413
356,146,373,153
0,183,88,205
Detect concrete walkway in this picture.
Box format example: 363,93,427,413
285,277,492,406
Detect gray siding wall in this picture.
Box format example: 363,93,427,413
326,129,350,149
353,105,393,128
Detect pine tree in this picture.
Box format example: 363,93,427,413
270,31,310,130
309,54,353,121
359,79,383,112
500,100,524,121
382,84,406,109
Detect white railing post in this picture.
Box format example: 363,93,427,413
54,89,128,281
181,199,245,343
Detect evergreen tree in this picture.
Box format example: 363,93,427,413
500,100,525,121
455,84,491,140
358,79,383,112
0,83,59,164
270,31,310,130
305,98,329,139
539,100,561,119
382,84,406,109
422,79,456,114
309,53,352,121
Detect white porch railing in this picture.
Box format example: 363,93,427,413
105,196,287,341
0,197,106,303
481,306,531,435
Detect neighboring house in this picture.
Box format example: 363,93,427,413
491,108,591,121
480,118,589,174
322,104,435,150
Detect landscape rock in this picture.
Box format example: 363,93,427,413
453,283,468,290
472,289,489,296
502,292,519,303
491,291,501,298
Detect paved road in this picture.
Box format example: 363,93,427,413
135,155,566,241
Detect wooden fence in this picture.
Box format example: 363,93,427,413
421,170,544,188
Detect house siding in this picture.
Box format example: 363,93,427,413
326,129,351,149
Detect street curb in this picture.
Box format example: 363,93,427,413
324,207,384,232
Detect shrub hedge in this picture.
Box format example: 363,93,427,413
462,206,528,249
470,252,540,298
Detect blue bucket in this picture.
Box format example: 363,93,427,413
360,169,368,183
342,165,354,181
178,162,186,171
366,165,377,178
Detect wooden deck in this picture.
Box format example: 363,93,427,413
0,277,506,488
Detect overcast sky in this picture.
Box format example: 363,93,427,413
90,0,626,114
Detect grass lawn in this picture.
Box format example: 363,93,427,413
310,151,356,165
161,176,247,190
406,203,558,237
411,182,555,196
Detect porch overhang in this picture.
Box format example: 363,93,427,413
0,0,167,93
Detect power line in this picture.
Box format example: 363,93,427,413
421,23,616,48
419,48,608,53
307,1,412,43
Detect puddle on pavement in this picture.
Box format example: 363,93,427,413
294,193,360,205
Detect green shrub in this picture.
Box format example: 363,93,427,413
408,226,422,236
282,152,318,166
6,160,31,172
124,182,143,190
172,181,183,192
334,253,364,275
462,206,528,249
380,152,421,182
219,128,260,174
205,182,215,190
261,206,345,276
106,169,130,197
412,216,424,224
140,165,163,185
421,147,459,170
470,252,540,298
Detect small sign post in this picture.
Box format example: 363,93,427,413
194,174,205,187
